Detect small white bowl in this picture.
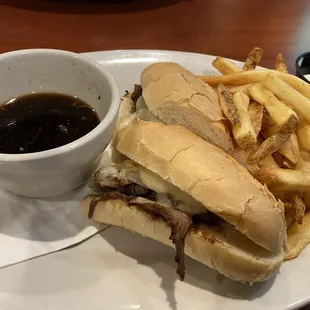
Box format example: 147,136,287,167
0,49,120,198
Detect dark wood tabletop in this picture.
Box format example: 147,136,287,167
0,0,309,73
0,1,309,309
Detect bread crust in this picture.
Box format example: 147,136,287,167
116,120,286,252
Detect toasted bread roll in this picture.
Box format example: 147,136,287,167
116,120,286,252
141,62,235,155
82,195,285,283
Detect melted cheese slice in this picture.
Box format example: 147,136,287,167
119,160,207,214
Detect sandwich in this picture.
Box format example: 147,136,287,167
81,113,287,283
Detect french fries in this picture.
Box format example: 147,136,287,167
304,193,310,210
285,207,296,231
248,83,298,127
248,83,300,163
261,124,300,164
273,152,284,167
231,92,257,149
199,70,310,101
248,131,292,164
295,150,310,172
248,114,298,164
217,84,241,126
280,133,300,164
286,213,310,260
239,134,279,169
282,157,295,169
212,57,241,75
275,53,288,73
226,83,256,95
208,48,310,259
257,151,279,168
292,193,306,224
296,121,310,151
281,135,300,165
199,70,268,86
243,47,263,71
262,110,276,126
248,101,263,137
262,73,310,123
255,167,310,192
285,193,306,224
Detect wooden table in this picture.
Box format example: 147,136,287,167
0,1,309,309
0,0,310,73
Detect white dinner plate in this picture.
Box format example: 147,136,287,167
0,50,309,310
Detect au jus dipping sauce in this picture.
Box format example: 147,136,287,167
0,93,100,154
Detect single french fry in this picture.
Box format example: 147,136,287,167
248,132,292,164
285,193,307,224
235,141,277,176
296,150,310,172
255,167,310,192
217,84,241,126
248,83,298,127
199,70,310,101
296,121,310,151
248,114,299,164
231,92,257,149
273,152,284,167
226,83,257,95
212,57,242,75
236,135,281,182
304,193,310,210
282,157,295,169
285,213,310,260
199,70,267,86
295,151,310,209
262,73,310,123
262,110,276,126
275,53,288,73
292,193,306,224
282,133,300,165
285,207,296,231
234,147,260,175
262,125,300,164
243,47,263,71
258,153,279,168
248,101,263,137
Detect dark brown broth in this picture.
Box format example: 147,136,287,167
0,93,100,154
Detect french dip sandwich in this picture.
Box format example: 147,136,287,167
82,95,287,282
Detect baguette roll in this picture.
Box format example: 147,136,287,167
116,120,286,252
141,62,235,155
82,195,284,283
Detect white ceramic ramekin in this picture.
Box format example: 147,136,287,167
0,49,120,198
